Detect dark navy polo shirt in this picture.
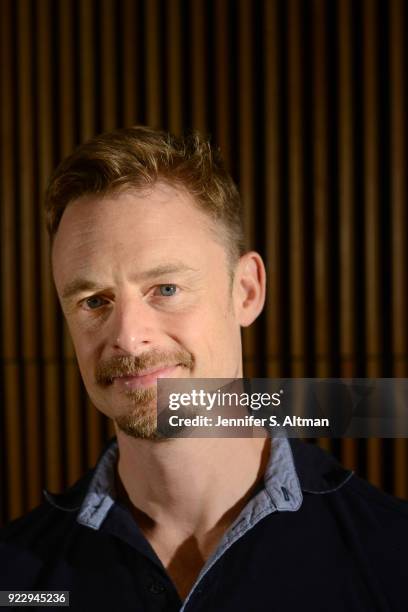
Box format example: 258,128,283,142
1,437,407,611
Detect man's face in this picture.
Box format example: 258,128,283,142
52,183,244,439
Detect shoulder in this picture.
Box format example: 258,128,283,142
345,471,408,523
289,437,408,518
289,438,408,568
0,470,94,588
0,497,78,549
287,438,408,596
0,469,94,541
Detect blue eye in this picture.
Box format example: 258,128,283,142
158,284,177,297
85,296,107,309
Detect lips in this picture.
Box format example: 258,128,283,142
113,364,180,390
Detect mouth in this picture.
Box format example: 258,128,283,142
112,364,181,390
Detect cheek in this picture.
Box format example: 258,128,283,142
66,321,99,376
174,301,238,359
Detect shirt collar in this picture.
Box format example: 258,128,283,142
44,436,352,529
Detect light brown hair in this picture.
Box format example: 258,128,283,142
45,126,245,264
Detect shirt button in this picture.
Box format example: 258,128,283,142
149,581,166,594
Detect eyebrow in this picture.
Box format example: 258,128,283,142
60,263,199,301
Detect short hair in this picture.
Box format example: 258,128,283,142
45,126,245,264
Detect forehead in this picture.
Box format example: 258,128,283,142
51,183,228,283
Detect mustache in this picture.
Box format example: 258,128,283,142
95,349,194,386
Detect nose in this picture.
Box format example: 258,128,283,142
108,295,159,355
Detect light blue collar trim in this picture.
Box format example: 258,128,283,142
76,441,118,530
75,435,302,533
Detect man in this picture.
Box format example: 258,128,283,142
1,126,407,611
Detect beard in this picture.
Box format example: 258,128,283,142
94,349,194,441
115,386,165,440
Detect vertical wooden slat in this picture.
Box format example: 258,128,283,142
38,0,62,494
65,360,83,484
167,0,182,134
214,0,231,166
362,0,381,487
122,0,139,126
4,367,23,517
338,0,357,470
312,0,330,452
17,0,41,507
389,0,407,498
145,0,161,127
312,0,329,377
107,417,116,439
237,0,255,223
287,0,305,377
101,0,117,131
0,1,18,362
44,360,61,490
390,5,407,368
1,0,24,518
79,0,96,140
264,0,282,378
239,0,257,377
190,0,207,134
59,0,75,157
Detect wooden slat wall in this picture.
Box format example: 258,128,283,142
338,0,357,470
389,0,408,498
0,0,407,525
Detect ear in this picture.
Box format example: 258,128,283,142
233,251,266,327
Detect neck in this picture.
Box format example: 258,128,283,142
115,428,270,536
